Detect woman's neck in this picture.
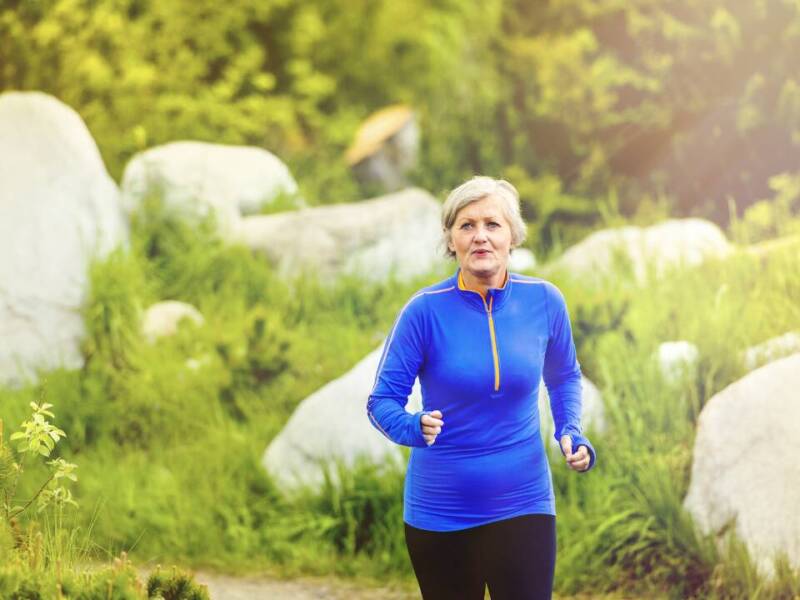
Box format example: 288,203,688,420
460,269,507,298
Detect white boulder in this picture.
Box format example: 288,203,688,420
237,187,444,282
509,248,537,273
0,91,128,386
548,219,732,283
121,141,300,235
657,341,700,383
684,353,800,576
743,332,800,372
538,376,605,450
142,300,204,343
262,344,422,490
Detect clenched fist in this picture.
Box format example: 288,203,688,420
560,435,591,472
421,410,444,446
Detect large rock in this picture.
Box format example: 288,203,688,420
141,301,204,343
262,345,422,490
547,219,732,283
121,141,300,235
0,92,128,386
237,187,444,282
538,376,605,450
684,353,800,575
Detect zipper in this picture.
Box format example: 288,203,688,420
482,293,500,391
458,272,501,391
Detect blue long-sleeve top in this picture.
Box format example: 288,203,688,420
367,269,595,531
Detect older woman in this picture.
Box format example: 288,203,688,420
367,176,595,600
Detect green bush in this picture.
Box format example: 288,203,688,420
0,554,208,599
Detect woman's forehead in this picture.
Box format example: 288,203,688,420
455,195,507,220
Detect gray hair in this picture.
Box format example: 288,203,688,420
441,176,527,259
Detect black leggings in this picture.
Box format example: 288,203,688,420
404,514,556,600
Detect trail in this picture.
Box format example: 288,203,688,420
187,572,649,600
188,571,415,599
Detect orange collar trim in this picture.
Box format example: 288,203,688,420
457,270,509,298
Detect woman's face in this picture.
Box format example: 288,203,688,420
448,194,513,281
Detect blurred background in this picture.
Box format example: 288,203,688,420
1,1,800,598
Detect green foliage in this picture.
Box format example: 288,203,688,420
0,553,208,599
295,459,407,576
549,241,800,598
0,193,431,574
6,0,799,241
1,202,799,596
2,402,78,525
731,172,800,243
146,567,209,600
4,2,800,588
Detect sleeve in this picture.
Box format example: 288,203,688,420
542,282,596,471
366,294,429,448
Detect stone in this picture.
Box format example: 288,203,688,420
346,105,420,193
509,248,537,273
120,141,300,236
237,187,445,282
142,301,204,343
262,344,422,490
547,219,732,283
538,376,605,450
657,341,700,383
743,332,800,371
684,353,800,576
0,91,128,386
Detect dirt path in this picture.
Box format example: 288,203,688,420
188,572,646,600
190,571,416,600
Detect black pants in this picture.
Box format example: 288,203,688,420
404,514,556,600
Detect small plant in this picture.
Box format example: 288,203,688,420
146,566,211,600
1,402,78,529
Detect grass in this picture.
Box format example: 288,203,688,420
1,196,799,597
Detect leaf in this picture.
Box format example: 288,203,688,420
9,432,25,441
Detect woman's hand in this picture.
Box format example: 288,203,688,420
560,435,591,472
421,410,444,446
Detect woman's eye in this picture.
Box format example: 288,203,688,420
487,222,500,228
460,223,472,229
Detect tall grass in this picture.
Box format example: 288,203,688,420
551,241,800,598
1,195,429,577
1,194,799,596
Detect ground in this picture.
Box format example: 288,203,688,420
188,571,653,600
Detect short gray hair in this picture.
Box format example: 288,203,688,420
441,176,527,259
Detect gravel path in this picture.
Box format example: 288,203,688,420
190,571,416,600
188,572,646,600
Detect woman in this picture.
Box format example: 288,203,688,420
367,176,595,600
